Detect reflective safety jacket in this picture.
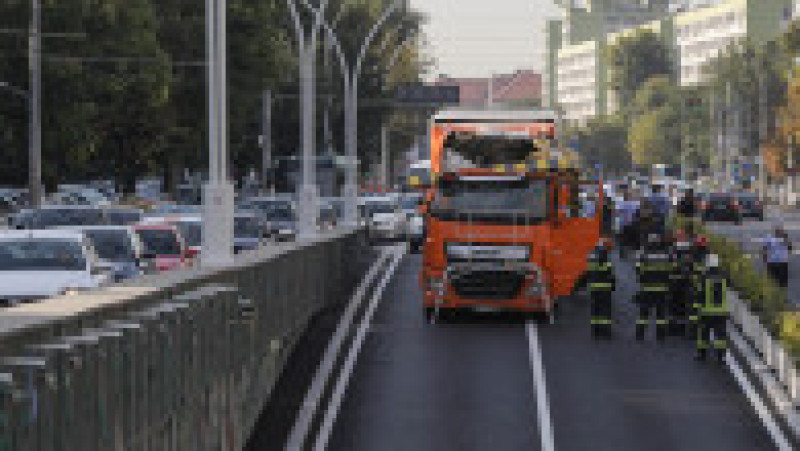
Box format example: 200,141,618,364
636,252,674,293
586,259,615,293
700,273,728,316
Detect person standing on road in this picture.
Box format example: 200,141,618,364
669,239,695,338
635,234,673,341
616,190,640,258
695,254,729,362
677,188,698,218
587,240,616,339
762,226,792,289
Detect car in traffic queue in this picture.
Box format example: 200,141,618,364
142,215,202,258
735,193,765,221
239,196,298,241
0,229,113,305
145,203,201,218
58,225,148,281
399,193,425,252
700,193,743,224
359,196,407,242
130,223,188,271
233,212,270,253
10,205,107,229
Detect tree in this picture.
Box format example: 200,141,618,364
607,30,674,117
582,115,630,175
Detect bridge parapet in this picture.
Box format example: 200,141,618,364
0,228,370,451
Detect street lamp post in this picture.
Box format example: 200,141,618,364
301,0,407,226
286,0,330,239
202,0,235,267
30,0,42,206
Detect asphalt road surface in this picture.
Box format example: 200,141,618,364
325,253,776,451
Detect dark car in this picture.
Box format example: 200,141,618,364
701,193,742,224
11,206,106,229
735,193,765,221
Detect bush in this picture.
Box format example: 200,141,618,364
672,215,788,331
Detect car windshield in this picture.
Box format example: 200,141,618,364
24,208,105,228
400,196,422,210
235,217,261,238
360,202,397,217
263,206,295,222
84,229,135,261
433,178,548,220
175,222,201,247
135,229,181,256
0,239,87,271
105,210,141,225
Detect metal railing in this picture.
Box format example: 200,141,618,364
728,290,800,409
0,228,370,451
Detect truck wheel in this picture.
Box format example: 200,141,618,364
424,307,434,323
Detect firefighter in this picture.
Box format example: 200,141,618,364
669,239,695,337
635,233,673,341
587,240,616,338
688,235,710,337
695,254,729,362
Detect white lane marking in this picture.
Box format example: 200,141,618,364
526,322,555,451
313,244,406,451
725,352,793,451
286,246,394,450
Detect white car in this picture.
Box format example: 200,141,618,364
360,198,407,241
0,229,112,305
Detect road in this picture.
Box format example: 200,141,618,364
705,207,800,305
324,252,776,451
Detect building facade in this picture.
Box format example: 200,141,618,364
548,0,792,124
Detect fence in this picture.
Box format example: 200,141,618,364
0,228,370,451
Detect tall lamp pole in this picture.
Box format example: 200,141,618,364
202,0,235,267
301,0,407,226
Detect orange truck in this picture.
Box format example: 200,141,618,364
421,109,603,322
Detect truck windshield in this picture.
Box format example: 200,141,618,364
0,239,87,271
433,178,548,221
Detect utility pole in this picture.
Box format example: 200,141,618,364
29,0,42,206
758,72,767,201
261,89,273,194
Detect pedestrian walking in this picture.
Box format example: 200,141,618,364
762,226,792,288
635,234,674,341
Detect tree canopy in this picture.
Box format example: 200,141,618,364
0,0,427,191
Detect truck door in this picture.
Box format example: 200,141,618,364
548,178,602,297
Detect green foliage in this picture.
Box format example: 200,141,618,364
573,115,630,174
0,0,427,191
607,30,674,115
672,216,787,331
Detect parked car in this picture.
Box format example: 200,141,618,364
234,212,269,253
130,224,188,271
50,186,112,206
61,226,146,281
0,229,113,305
735,193,765,221
701,193,743,224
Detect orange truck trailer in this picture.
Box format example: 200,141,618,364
421,109,603,322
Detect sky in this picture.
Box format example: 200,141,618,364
408,0,559,79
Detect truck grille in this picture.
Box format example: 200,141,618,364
449,270,524,300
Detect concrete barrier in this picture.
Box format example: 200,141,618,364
0,228,371,451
